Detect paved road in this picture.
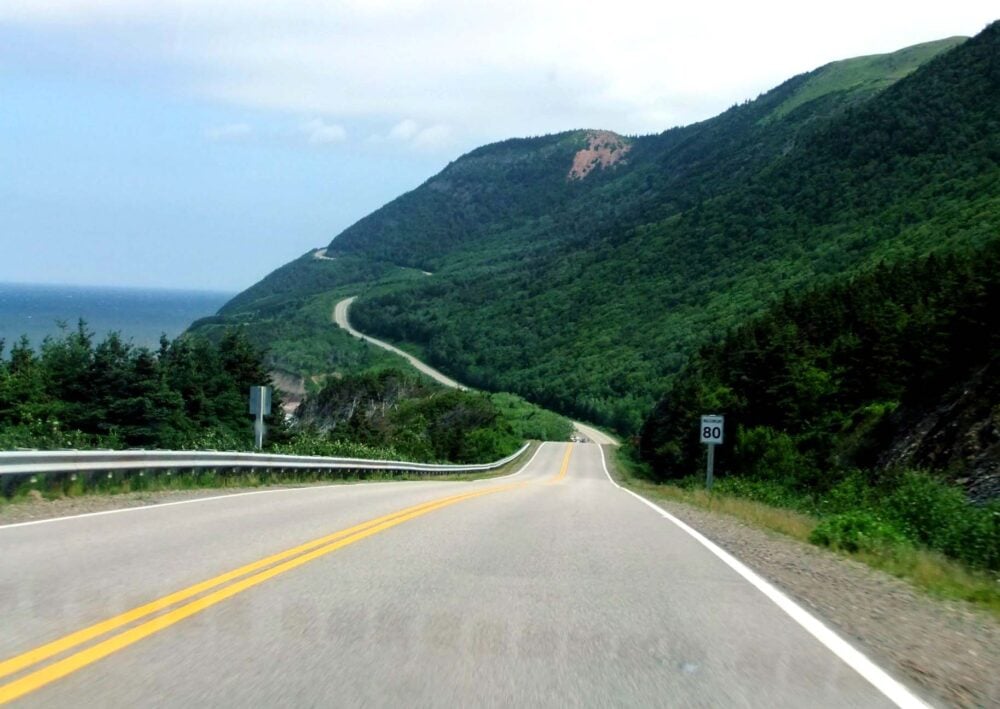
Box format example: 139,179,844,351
0,443,920,707
333,297,619,446
333,296,466,390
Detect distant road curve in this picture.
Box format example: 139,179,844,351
333,297,619,445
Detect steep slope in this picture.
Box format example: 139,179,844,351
194,26,997,432
639,242,1000,497
351,24,998,430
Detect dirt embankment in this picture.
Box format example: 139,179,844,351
270,369,306,416
568,131,631,180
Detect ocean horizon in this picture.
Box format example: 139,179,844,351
0,282,234,350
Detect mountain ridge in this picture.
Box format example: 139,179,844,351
194,23,998,435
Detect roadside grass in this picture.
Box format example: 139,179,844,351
0,442,539,515
608,447,1000,619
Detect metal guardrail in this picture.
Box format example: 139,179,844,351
0,444,531,478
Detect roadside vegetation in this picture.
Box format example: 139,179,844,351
638,243,1000,573
295,368,570,464
0,323,285,451
0,324,567,501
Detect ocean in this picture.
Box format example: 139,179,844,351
0,283,233,351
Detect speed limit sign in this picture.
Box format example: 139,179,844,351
700,415,724,444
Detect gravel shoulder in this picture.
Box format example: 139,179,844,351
605,455,1000,708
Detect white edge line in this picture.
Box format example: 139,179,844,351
595,444,931,709
0,443,546,532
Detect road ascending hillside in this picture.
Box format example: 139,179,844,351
333,297,619,446
0,443,923,706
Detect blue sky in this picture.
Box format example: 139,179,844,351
1,1,996,291
0,71,444,292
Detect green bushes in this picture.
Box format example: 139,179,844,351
732,426,817,489
810,511,907,554
738,467,1000,571
809,477,1000,572
879,472,1000,570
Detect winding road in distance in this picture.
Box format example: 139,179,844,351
0,443,926,707
333,296,618,446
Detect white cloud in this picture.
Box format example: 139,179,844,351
411,124,452,152
300,118,346,145
368,118,452,152
3,0,997,151
388,119,419,141
204,122,252,141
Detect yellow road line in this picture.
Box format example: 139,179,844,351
549,444,574,483
0,485,492,682
0,483,521,704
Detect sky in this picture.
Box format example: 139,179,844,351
1,1,996,292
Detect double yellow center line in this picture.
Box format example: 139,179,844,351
0,443,576,704
0,482,523,704
549,443,574,483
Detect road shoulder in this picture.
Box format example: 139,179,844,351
602,446,1000,708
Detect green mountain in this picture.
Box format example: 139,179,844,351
193,23,998,434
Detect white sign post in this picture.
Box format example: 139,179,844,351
249,386,272,450
699,414,724,490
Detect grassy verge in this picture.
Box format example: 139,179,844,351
608,447,1000,619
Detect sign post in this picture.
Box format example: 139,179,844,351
249,386,272,450
699,414,724,490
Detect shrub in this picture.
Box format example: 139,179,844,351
732,425,817,488
819,471,876,515
881,471,967,546
809,511,908,554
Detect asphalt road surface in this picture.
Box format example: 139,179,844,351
0,443,924,707
332,297,619,446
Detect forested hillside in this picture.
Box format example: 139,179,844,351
195,25,998,434
639,242,1000,495
637,242,1000,569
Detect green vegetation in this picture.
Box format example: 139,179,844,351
764,36,964,121
638,242,1000,571
0,323,285,450
347,24,997,432
190,259,414,380
0,326,560,501
296,368,570,463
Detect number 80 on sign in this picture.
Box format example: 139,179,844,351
700,415,724,444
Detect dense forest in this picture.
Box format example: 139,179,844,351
638,243,1000,569
198,25,997,435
